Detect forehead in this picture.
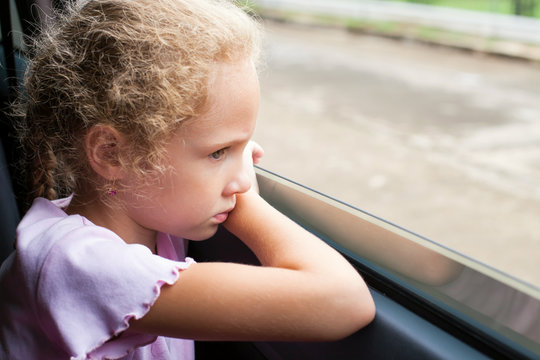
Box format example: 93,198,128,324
180,60,260,144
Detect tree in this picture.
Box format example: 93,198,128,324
512,0,537,17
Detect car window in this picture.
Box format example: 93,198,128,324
251,1,540,291
3,0,25,49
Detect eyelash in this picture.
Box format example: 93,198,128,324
209,148,227,160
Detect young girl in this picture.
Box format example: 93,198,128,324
0,0,375,358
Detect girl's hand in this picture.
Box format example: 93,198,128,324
247,140,264,165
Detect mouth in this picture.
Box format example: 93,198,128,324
213,205,235,223
213,212,229,223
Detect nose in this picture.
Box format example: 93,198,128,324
223,165,252,196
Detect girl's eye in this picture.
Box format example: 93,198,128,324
209,149,226,160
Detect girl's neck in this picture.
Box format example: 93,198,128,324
65,194,158,254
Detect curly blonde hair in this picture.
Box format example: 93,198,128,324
17,0,261,203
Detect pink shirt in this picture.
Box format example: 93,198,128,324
0,197,195,359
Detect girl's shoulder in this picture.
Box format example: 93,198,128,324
15,197,123,272
15,197,191,283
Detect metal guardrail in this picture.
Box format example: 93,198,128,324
253,0,540,45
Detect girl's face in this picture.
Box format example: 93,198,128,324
122,59,259,240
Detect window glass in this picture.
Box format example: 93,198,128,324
256,166,540,358
5,0,25,49
252,2,540,289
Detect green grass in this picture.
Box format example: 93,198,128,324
389,0,540,18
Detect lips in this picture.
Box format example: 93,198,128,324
213,205,235,223
213,212,229,223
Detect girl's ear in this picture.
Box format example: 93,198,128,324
84,125,127,181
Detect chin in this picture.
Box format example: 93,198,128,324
183,225,219,241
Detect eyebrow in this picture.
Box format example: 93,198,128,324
206,136,251,151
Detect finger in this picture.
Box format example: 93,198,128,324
250,141,264,164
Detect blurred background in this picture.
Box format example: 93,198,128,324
248,0,540,288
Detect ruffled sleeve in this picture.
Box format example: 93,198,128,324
32,215,193,359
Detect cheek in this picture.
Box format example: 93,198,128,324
160,160,226,210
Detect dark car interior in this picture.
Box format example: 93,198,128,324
1,1,538,359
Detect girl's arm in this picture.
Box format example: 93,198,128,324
130,189,375,341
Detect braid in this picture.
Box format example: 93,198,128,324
25,131,59,202
17,116,77,206
30,148,58,201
